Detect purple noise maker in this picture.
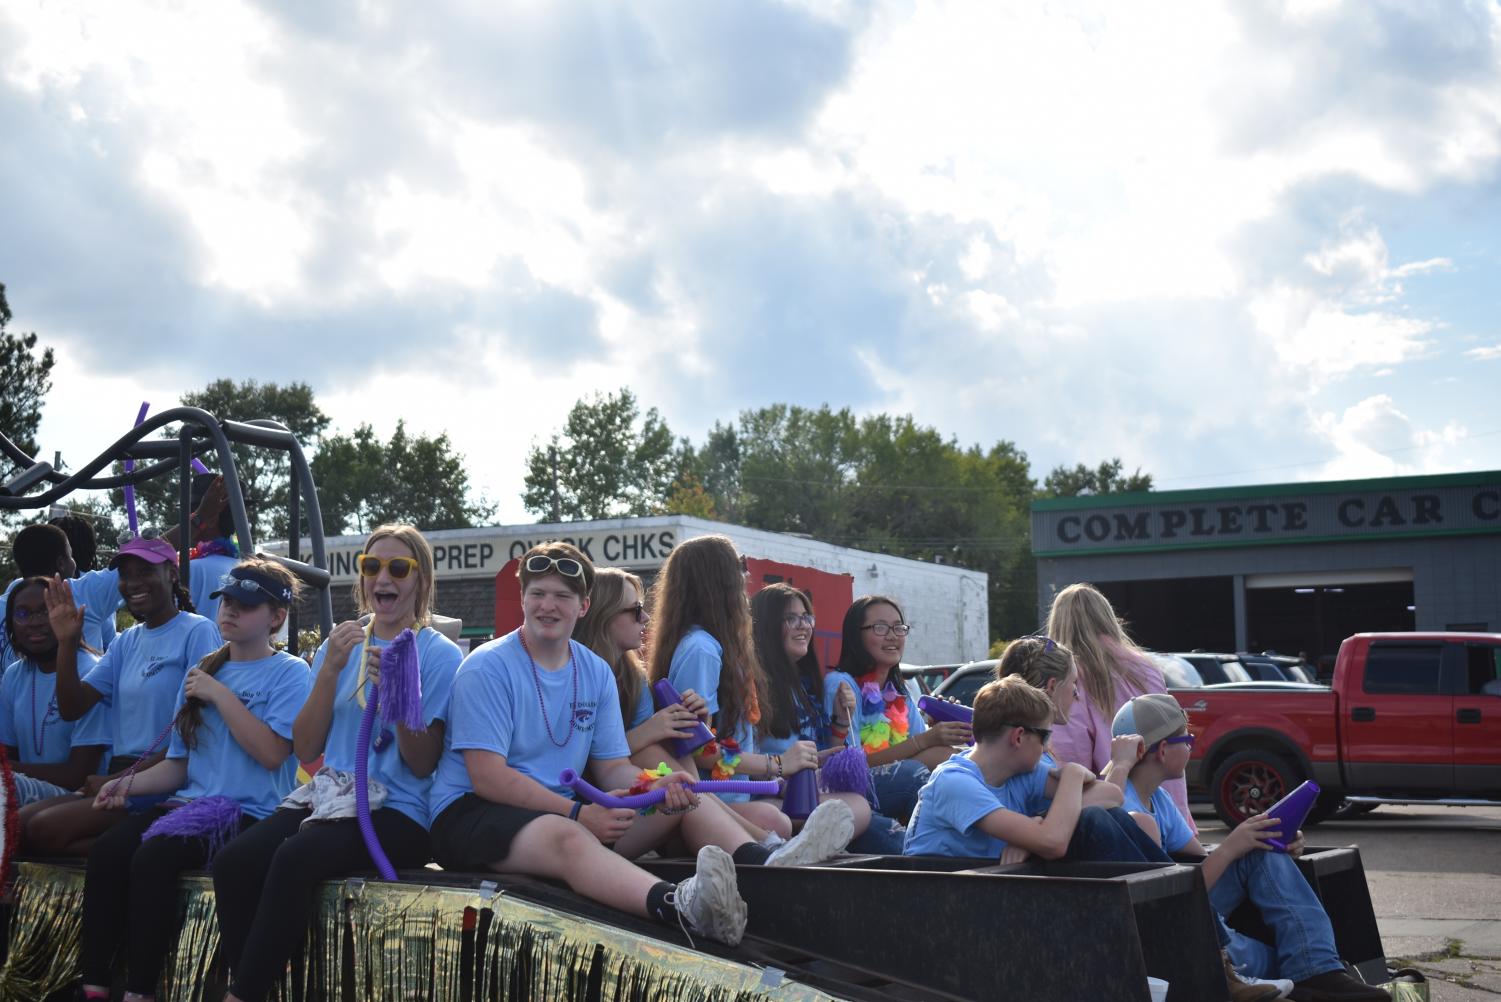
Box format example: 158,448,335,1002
650,679,717,758
918,695,975,744
1265,780,1320,853
559,770,778,808
781,767,820,820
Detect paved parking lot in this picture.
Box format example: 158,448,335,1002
1193,804,1501,1000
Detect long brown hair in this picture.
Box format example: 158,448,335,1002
645,535,763,741
1044,583,1150,718
178,558,300,749
751,584,820,740
572,567,646,725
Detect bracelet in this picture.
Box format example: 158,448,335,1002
568,801,582,821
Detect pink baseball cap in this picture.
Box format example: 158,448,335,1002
109,537,180,568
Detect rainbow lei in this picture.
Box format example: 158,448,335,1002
189,536,239,560
627,762,674,814
701,735,743,781
856,673,910,753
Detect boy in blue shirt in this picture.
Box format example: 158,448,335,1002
429,543,762,947
1113,694,1391,1002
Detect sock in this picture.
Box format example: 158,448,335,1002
646,880,678,924
732,842,773,866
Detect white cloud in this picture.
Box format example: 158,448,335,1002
1312,394,1468,480
1464,344,1501,361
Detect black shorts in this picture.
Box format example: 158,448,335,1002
431,793,553,871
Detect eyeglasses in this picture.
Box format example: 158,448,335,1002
782,613,815,628
11,605,46,623
1161,734,1195,747
616,602,647,623
357,554,418,579
524,554,585,579
218,573,293,603
861,622,911,637
1004,723,1052,744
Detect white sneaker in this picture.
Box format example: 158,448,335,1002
671,845,747,946
766,799,855,867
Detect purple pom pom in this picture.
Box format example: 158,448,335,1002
819,746,871,796
378,628,424,731
141,795,243,860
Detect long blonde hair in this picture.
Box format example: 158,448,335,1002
355,524,437,626
1044,583,1150,718
573,567,647,725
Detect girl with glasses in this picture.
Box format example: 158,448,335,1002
1044,583,1196,839
573,567,705,758
211,524,461,1002
827,595,968,823
74,557,312,1002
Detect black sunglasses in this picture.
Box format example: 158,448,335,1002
616,601,647,623
1003,723,1052,744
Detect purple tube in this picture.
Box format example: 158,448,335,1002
123,402,150,535
918,695,974,725
650,679,717,758
558,769,778,809
355,691,398,880
191,457,210,474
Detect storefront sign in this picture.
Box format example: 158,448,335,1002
309,528,677,583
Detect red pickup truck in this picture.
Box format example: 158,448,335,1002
1174,632,1501,826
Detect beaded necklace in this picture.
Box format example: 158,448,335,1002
29,664,50,757
518,629,578,748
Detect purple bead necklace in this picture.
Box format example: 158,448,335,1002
518,628,578,748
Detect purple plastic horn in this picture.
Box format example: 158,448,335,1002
1265,780,1321,853
558,770,778,809
650,679,717,757
918,695,974,726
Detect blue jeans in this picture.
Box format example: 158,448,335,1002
868,758,930,822
1064,807,1175,864
848,812,907,855
1211,850,1342,983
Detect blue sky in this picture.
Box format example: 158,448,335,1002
3,0,1499,524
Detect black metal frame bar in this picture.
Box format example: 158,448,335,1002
0,407,333,646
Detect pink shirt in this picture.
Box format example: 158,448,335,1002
1049,658,1198,838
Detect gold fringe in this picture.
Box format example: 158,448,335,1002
0,862,87,1000
3,863,839,1002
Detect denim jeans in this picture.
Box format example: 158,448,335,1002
1211,850,1342,983
1063,806,1175,864
868,758,930,822
848,811,907,855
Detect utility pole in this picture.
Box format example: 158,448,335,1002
549,446,562,523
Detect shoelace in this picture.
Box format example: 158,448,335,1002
663,887,696,951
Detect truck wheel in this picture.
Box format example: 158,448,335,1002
1211,750,1301,827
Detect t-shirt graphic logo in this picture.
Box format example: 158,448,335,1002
141,656,171,680
571,701,596,731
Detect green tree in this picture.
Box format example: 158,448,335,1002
118,379,331,542
1041,458,1152,497
0,283,56,466
313,421,495,534
521,389,676,521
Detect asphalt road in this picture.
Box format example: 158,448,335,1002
1192,803,1501,1000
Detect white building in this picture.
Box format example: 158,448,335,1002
277,514,988,665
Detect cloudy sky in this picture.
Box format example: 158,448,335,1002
4,0,1500,526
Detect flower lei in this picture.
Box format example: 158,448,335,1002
700,735,743,780
856,671,910,753
627,762,674,815
189,536,239,561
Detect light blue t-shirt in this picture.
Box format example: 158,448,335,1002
756,684,821,757
429,631,631,822
1,570,123,672
667,626,757,800
315,626,461,828
167,651,312,818
626,674,653,730
1122,781,1197,854
83,611,221,759
0,652,110,765
187,552,240,624
903,750,1051,858
822,669,928,751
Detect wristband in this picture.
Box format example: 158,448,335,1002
568,801,582,822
